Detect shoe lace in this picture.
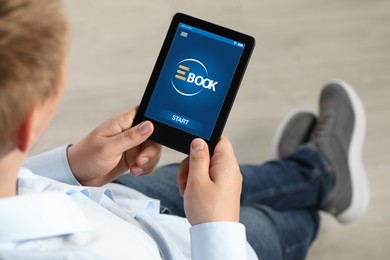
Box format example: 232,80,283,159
311,111,332,146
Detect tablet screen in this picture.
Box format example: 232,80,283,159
144,22,245,140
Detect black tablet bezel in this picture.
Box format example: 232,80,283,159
133,13,255,154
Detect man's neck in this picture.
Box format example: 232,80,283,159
0,148,25,198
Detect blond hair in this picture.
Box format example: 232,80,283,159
0,0,68,150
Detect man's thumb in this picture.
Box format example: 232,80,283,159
113,121,153,152
188,138,210,183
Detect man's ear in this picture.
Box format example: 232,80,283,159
16,107,39,152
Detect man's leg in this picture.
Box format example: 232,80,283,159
240,144,333,211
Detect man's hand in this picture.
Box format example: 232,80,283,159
67,108,162,186
177,137,242,225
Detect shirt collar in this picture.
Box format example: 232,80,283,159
0,192,91,243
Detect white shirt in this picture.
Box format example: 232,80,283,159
0,146,258,260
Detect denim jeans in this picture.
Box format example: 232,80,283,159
114,144,333,259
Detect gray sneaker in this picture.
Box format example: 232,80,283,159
271,109,317,159
313,80,369,224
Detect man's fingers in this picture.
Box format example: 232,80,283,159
210,136,241,183
177,157,189,196
211,137,235,166
130,141,162,176
136,141,162,167
177,157,189,184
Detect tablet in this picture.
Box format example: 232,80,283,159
133,13,255,154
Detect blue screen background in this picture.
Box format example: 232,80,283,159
145,24,244,139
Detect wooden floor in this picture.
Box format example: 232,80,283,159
32,0,390,258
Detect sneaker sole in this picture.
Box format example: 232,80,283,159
329,80,370,224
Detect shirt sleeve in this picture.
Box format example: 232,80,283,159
190,222,250,260
23,145,81,186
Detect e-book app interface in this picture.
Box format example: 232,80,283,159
145,23,245,139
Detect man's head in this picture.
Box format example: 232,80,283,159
0,0,69,154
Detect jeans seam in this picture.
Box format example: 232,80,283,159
284,236,311,255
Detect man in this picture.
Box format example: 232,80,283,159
0,1,369,259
